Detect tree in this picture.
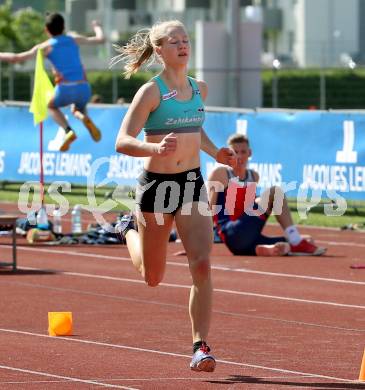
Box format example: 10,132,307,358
0,0,46,52
13,7,46,51
0,0,17,51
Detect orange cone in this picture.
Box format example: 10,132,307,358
48,312,73,336
359,348,365,381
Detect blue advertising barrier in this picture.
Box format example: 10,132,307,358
0,104,365,200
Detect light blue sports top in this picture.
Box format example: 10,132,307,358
47,35,86,83
143,75,205,135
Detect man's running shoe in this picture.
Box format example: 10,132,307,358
115,213,135,242
255,242,290,257
190,342,216,372
289,238,326,256
82,115,101,142
60,131,77,152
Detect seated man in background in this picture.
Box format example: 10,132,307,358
207,133,326,256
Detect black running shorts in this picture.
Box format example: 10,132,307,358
135,167,207,214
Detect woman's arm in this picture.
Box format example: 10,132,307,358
207,166,228,213
115,82,177,157
200,128,218,159
0,52,16,62
0,46,38,63
196,79,237,167
0,41,50,63
201,129,237,167
72,20,105,45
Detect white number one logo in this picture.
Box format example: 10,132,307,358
336,120,357,163
236,119,248,135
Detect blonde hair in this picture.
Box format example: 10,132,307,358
227,134,250,147
110,20,186,79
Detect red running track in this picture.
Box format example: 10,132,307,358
0,203,364,389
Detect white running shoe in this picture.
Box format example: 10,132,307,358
115,213,135,243
190,342,216,372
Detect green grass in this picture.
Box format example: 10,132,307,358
270,200,365,229
0,182,134,212
269,210,365,229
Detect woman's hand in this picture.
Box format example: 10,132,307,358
156,132,177,156
216,147,237,167
91,20,102,28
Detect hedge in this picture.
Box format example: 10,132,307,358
262,68,365,109
0,68,153,104
2,67,365,109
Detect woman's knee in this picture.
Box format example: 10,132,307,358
189,256,211,283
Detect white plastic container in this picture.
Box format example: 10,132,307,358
71,205,82,234
36,206,49,230
53,206,62,234
27,210,37,226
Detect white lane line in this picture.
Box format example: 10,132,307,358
13,245,131,261
317,239,365,248
17,267,365,310
2,278,364,333
0,375,319,385
211,265,365,286
213,288,365,309
9,245,365,286
0,328,360,385
0,375,332,384
0,364,138,389
265,222,362,233
64,270,365,310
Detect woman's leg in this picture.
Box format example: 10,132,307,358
72,107,101,141
175,202,213,343
71,83,101,142
124,211,174,287
48,99,70,129
48,95,76,152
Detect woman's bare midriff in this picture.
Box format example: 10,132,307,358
144,132,201,173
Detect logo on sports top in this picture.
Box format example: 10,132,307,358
162,90,178,100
